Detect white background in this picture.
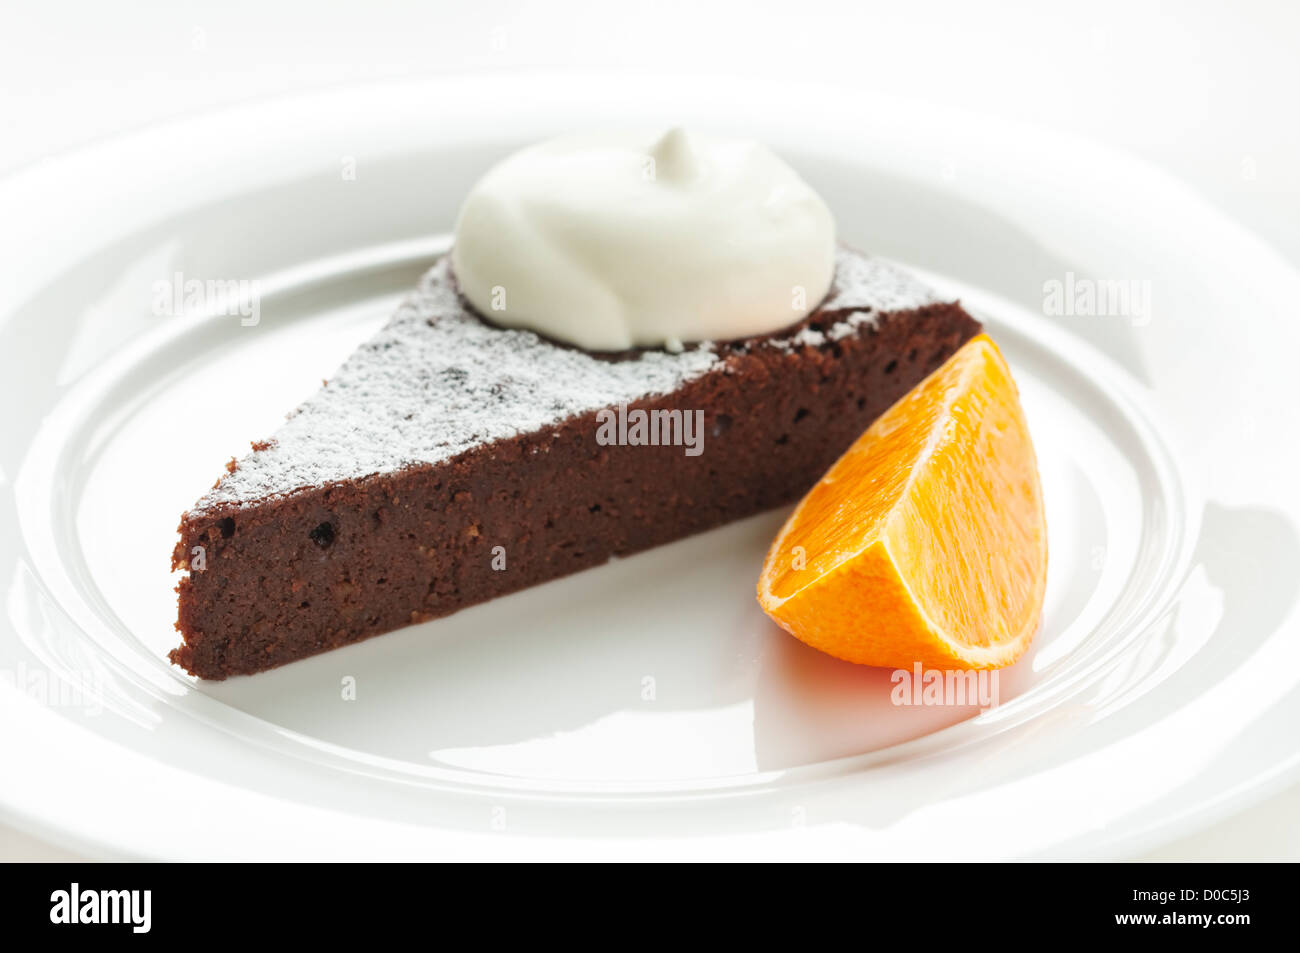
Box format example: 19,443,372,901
2,0,1298,860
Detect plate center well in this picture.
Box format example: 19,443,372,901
44,245,1178,785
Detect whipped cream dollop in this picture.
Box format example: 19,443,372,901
451,129,836,351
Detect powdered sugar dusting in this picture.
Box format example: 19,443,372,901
821,247,941,315
190,248,948,513
762,249,942,351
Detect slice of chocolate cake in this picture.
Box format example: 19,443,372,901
171,247,980,678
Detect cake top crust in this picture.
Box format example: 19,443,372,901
190,248,945,514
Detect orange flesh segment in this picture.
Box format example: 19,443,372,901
757,334,1046,669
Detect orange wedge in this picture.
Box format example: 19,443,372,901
757,334,1046,669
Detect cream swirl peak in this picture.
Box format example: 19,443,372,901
451,128,836,351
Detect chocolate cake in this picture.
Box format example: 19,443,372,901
171,247,981,678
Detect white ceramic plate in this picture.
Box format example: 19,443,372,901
3,74,1299,860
